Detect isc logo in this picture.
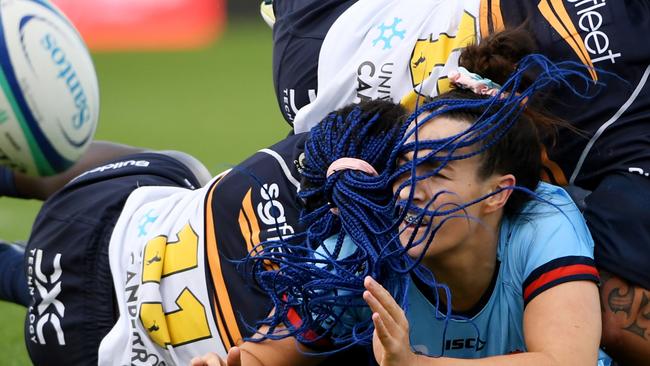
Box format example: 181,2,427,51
444,337,486,351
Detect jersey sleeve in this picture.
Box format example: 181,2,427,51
203,134,306,347
510,183,600,306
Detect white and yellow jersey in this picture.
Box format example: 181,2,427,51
293,0,484,133
98,182,218,365
98,134,307,365
289,0,650,187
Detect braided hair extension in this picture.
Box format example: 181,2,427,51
243,54,600,353
242,100,410,349
391,53,598,263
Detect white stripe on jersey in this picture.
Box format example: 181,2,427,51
570,64,650,184
258,148,301,191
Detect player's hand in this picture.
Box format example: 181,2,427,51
363,276,421,366
190,347,242,366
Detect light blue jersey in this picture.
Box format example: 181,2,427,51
317,182,609,363
407,182,598,358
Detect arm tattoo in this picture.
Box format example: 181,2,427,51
608,284,634,316
623,293,649,340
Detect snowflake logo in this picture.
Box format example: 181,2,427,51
372,17,406,50
137,209,159,237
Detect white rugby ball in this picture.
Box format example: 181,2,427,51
0,0,98,176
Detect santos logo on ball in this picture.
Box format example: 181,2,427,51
17,12,93,140
0,0,99,176
40,32,90,131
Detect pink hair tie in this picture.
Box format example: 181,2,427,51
326,158,378,178
448,67,502,97
326,158,378,215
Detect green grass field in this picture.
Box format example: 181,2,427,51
0,19,289,365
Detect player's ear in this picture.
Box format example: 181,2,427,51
483,174,515,214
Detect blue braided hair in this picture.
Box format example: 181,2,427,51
243,100,410,349
245,30,601,353
391,50,598,268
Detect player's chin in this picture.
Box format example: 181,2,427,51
398,224,412,240
399,227,426,251
405,242,428,260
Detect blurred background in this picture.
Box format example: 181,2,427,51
0,1,290,363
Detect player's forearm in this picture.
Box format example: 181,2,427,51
13,141,144,200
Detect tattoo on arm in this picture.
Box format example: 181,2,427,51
607,284,634,316
623,293,648,339
600,271,650,341
606,277,650,340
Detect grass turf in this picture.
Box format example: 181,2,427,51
0,19,289,364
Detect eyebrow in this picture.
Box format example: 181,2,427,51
397,154,447,171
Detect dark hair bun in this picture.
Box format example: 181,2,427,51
459,28,537,85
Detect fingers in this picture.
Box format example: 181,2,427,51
364,276,408,328
190,353,216,366
363,291,398,335
189,356,205,366
188,352,227,366
372,311,394,347
226,347,242,366
364,277,417,366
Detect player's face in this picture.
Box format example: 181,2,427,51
393,115,496,263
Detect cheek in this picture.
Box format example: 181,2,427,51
392,178,402,195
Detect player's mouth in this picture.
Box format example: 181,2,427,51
402,212,429,227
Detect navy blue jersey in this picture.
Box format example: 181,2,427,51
23,134,375,365
272,0,356,125
490,0,650,189
204,132,307,348
99,133,309,364
273,0,650,188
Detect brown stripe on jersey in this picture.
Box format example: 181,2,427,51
204,178,244,348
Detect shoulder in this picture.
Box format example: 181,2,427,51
500,183,599,305
206,134,307,249
219,133,306,191
507,182,592,246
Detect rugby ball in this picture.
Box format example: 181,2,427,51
0,0,98,176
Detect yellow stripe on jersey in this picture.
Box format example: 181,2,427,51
491,0,505,33
479,0,505,38
205,179,244,348
239,188,280,271
541,146,568,186
239,189,260,254
537,0,597,81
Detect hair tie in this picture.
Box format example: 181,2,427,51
448,67,502,97
326,158,378,215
